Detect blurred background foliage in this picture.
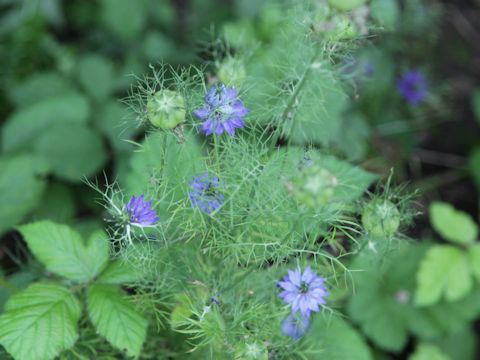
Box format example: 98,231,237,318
0,0,480,358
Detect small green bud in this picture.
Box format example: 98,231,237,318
146,90,185,129
362,199,400,237
218,57,246,87
293,165,338,208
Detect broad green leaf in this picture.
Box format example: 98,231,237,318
94,101,137,152
33,123,106,182
410,287,480,340
328,0,367,11
429,202,478,245
434,327,476,360
2,92,89,152
87,283,147,357
0,282,81,360
19,221,109,282
0,155,48,234
468,243,480,283
415,245,473,306
409,343,450,360
77,54,115,101
33,182,76,222
306,314,372,360
97,261,140,284
472,89,480,124
100,0,147,41
348,284,409,351
371,0,399,30
8,72,73,106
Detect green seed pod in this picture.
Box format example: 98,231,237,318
362,199,400,237
146,89,185,129
218,57,246,87
293,165,338,208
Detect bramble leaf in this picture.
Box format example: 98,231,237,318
97,260,140,284
1,92,89,152
415,245,473,306
19,221,110,282
32,123,107,182
409,343,450,360
0,155,48,235
429,202,478,245
87,283,147,357
0,282,81,360
307,314,372,360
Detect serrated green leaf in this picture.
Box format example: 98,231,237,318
100,0,147,41
306,314,372,360
430,202,478,245
77,54,115,101
0,282,81,360
19,221,109,282
8,71,73,106
328,0,367,10
434,327,476,360
97,261,140,284
409,343,450,360
33,182,76,222
94,101,137,152
0,155,49,234
1,92,90,152
468,243,480,283
33,123,106,182
371,0,399,30
415,245,473,306
87,283,147,357
348,288,409,351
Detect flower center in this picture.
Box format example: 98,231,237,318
300,281,309,293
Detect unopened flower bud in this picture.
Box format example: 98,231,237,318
218,57,246,87
146,90,185,129
362,199,400,237
293,165,337,208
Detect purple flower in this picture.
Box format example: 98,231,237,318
193,84,249,136
126,195,160,226
396,70,428,105
281,314,310,341
278,266,328,318
189,172,224,214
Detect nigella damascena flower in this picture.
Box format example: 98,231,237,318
126,195,160,226
278,266,328,318
281,314,310,342
396,70,428,105
193,84,249,136
188,172,224,214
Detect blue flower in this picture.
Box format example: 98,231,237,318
278,266,328,318
281,314,310,342
396,70,428,105
189,172,224,214
126,195,160,226
193,85,249,136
